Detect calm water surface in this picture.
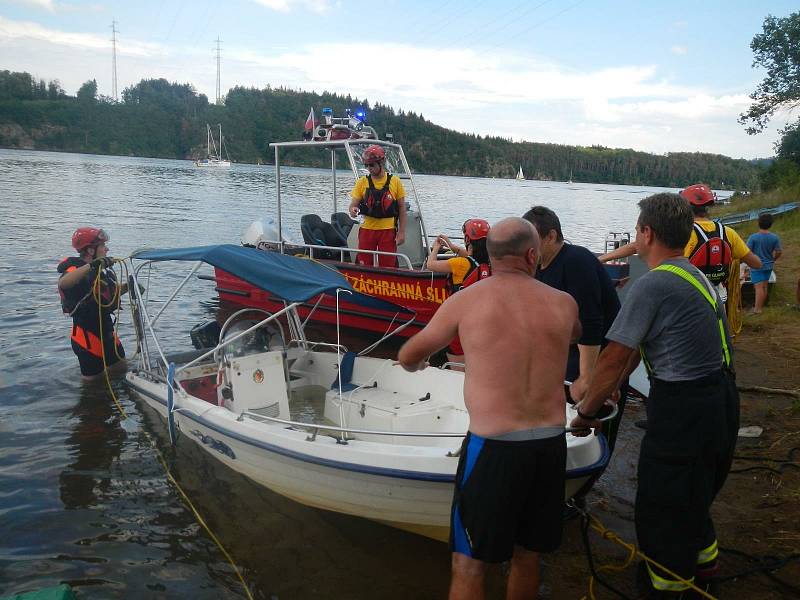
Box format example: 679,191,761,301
0,149,679,598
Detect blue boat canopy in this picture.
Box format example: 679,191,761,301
132,244,413,315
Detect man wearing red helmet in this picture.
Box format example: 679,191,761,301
599,184,761,305
57,227,128,379
681,184,761,304
425,219,492,367
348,144,407,267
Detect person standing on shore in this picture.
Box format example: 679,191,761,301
746,213,782,314
399,217,580,600
522,205,625,452
348,145,407,267
571,193,739,597
681,184,761,305
58,227,128,380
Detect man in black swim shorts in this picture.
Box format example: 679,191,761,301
399,218,581,599
452,428,566,562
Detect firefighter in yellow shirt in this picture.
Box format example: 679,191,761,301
348,145,407,267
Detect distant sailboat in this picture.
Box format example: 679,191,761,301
516,165,524,181
196,124,231,167
567,168,573,184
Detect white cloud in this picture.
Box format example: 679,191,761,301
671,45,687,55
583,94,752,123
227,42,692,107
0,16,164,57
250,0,332,13
6,0,55,12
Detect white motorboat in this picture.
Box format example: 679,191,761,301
195,123,231,167
124,245,612,541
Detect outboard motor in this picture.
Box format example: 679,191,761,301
241,217,293,250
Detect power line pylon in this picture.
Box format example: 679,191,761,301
215,37,222,105
111,20,119,102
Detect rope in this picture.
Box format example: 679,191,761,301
572,501,717,600
92,258,254,600
726,258,743,336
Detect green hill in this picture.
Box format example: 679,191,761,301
0,70,762,189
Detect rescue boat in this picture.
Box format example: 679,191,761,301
213,108,630,338
125,245,614,540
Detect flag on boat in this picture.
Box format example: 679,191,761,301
304,108,316,132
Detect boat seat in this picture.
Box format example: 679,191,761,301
331,212,357,242
300,214,346,260
331,351,358,392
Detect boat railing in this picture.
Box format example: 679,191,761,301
442,362,465,370
239,410,467,439
286,340,349,353
281,240,416,270
240,410,594,439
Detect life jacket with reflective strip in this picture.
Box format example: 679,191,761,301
358,174,399,219
688,221,732,285
70,322,121,358
639,263,731,377
457,256,491,291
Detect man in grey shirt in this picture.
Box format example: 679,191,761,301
570,193,739,598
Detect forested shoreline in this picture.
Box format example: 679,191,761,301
0,70,763,190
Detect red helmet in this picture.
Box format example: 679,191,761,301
463,219,491,244
679,184,716,207
362,144,386,164
71,227,109,251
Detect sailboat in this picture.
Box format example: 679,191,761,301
516,165,524,181
567,168,573,184
195,124,231,167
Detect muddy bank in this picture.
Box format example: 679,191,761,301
538,337,800,599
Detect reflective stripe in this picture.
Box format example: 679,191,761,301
646,563,694,592
652,264,731,368
697,539,719,565
71,324,118,358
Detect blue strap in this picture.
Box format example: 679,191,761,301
332,351,358,392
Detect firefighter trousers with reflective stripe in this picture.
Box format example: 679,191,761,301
635,369,739,590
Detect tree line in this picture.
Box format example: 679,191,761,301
0,69,763,190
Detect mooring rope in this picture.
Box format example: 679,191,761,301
94,259,254,600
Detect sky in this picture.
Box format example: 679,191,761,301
0,0,797,159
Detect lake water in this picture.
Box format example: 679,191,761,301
0,149,679,598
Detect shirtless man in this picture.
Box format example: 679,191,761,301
398,217,580,600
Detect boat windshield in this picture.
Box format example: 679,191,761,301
221,320,283,359
352,144,409,179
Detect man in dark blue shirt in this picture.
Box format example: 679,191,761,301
523,206,624,451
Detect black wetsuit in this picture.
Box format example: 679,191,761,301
58,258,125,376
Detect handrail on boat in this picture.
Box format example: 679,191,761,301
239,410,595,438
240,410,467,438
261,238,416,270
287,340,350,353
